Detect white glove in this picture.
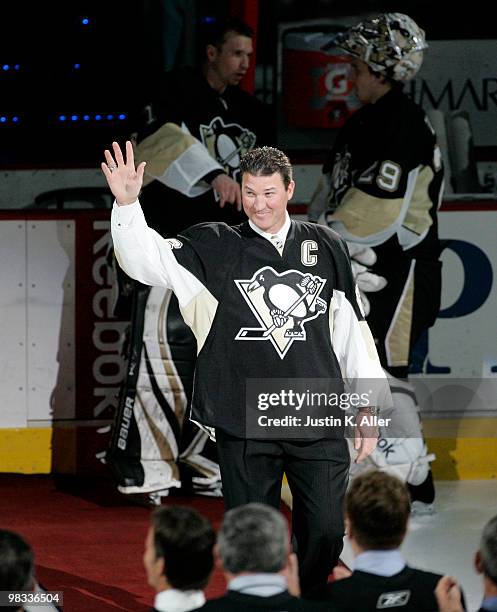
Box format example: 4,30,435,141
351,260,387,293
346,242,377,267
316,213,387,316
347,244,387,317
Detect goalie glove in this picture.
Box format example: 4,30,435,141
316,212,387,315
350,254,387,316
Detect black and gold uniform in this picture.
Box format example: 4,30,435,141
136,67,270,236
314,86,443,376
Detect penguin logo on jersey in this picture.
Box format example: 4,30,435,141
199,117,256,184
235,267,327,359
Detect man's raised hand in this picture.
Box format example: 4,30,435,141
101,141,146,206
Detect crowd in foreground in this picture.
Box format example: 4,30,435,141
2,470,496,611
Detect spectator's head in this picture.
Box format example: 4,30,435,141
240,147,295,234
475,515,497,592
336,13,427,103
216,503,290,580
202,18,253,90
345,470,410,553
0,530,34,611
143,506,215,593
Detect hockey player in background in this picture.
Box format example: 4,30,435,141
135,16,270,235
106,18,270,503
309,13,443,510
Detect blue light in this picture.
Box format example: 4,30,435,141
55,112,130,123
201,16,216,24
12,116,19,123
0,117,6,123
81,18,89,25
2,64,9,71
14,64,20,70
73,63,81,69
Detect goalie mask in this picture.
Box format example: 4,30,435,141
336,13,427,82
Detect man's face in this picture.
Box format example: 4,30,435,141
143,526,164,590
242,172,294,234
207,32,253,87
349,58,384,104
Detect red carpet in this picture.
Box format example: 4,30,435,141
0,474,230,611
0,474,335,610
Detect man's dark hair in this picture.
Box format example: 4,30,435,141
0,530,34,591
345,470,410,550
240,146,293,189
151,506,215,590
480,514,497,585
217,503,288,574
201,17,253,54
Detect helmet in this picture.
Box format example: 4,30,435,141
336,13,427,82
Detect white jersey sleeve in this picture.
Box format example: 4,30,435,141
111,200,204,308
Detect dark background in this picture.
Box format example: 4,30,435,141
0,0,494,166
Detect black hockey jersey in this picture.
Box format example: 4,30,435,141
135,67,271,236
112,201,388,438
315,87,443,261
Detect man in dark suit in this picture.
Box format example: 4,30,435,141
191,503,328,611
143,506,215,612
106,142,389,595
311,470,465,611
